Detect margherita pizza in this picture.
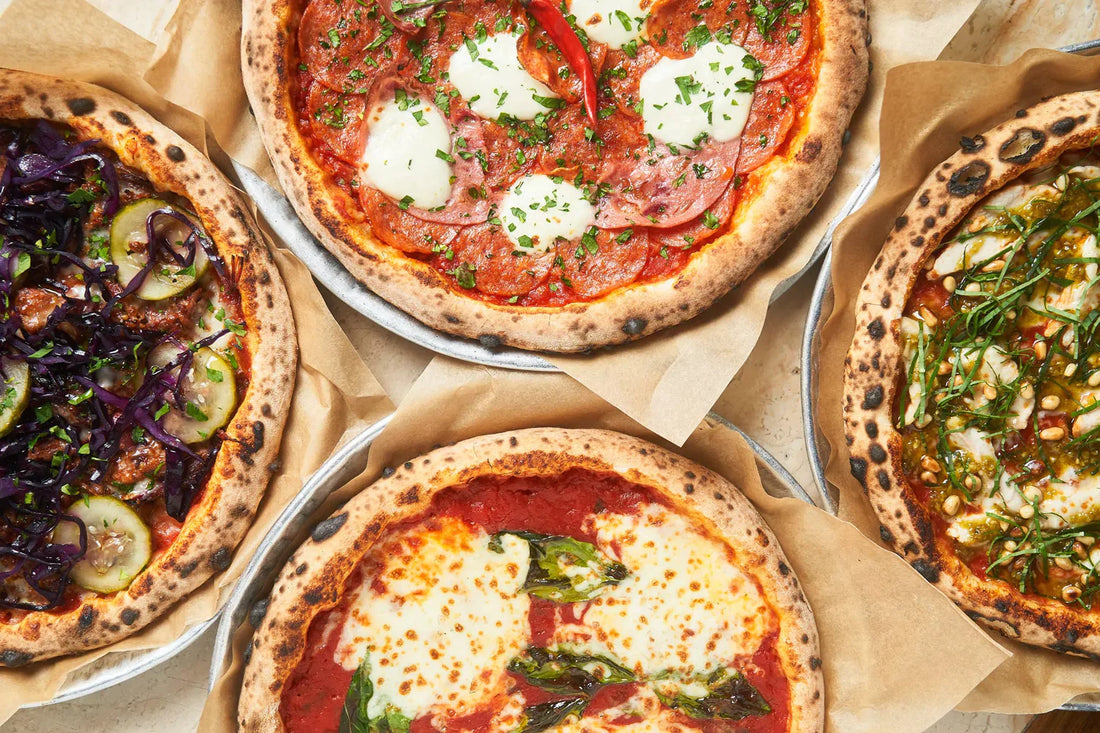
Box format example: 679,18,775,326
242,0,867,351
238,428,822,732
846,91,1100,655
0,69,296,664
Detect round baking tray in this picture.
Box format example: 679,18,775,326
798,37,1100,712
208,413,815,689
233,154,829,372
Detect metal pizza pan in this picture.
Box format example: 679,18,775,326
207,414,815,688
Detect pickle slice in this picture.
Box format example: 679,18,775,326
110,198,209,300
0,358,30,437
149,345,238,444
53,496,152,594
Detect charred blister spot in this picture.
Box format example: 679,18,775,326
849,457,868,485
621,317,647,335
1015,109,1027,118
295,563,308,575
304,589,323,605
249,598,269,627
959,135,984,153
999,128,1046,164
110,110,133,126
66,97,96,115
867,318,885,341
478,334,502,349
445,314,460,324
243,640,254,665
876,469,890,490
994,599,1009,613
261,403,274,418
312,513,348,542
880,294,891,308
121,609,139,625
911,559,939,583
809,657,822,670
879,525,893,544
210,547,232,572
948,161,991,196
1050,117,1077,136
399,486,420,505
166,145,186,162
78,606,97,630
0,650,33,667
869,444,887,464
381,466,396,478
918,193,930,206
796,137,822,163
777,562,789,576
683,483,695,495
861,385,884,409
865,421,878,438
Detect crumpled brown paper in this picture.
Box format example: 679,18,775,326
200,356,1009,733
127,0,982,444
815,47,1100,714
0,0,394,719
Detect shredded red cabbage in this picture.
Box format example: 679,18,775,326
0,121,231,610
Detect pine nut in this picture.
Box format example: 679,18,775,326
920,456,941,472
1089,372,1100,387
920,471,938,484
1041,395,1061,410
1003,540,1018,552
1034,340,1048,360
942,275,957,292
1065,363,1078,378
1019,504,1036,520
942,495,961,516
1039,426,1066,441
964,282,982,293
918,307,938,327
1056,556,1075,571
983,384,997,400
1063,585,1082,603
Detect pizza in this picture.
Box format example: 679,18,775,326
238,428,822,731
241,0,868,352
845,90,1100,655
0,69,296,665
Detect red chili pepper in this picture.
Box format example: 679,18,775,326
520,0,599,126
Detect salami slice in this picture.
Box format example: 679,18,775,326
647,0,750,57
298,0,403,93
305,83,366,164
595,134,740,229
359,186,460,256
742,9,812,81
554,228,650,299
736,79,796,174
646,178,739,254
450,223,554,297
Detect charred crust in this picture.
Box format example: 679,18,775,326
910,559,940,583
621,317,647,335
861,385,884,409
478,334,502,349
684,483,695,495
1050,117,1077,136
999,128,1046,164
777,561,790,576
165,145,186,162
398,486,420,505
796,137,822,163
509,436,519,447
879,525,893,544
809,656,822,670
243,640,254,665
65,97,95,115
110,110,133,126
303,589,323,605
959,135,984,152
947,161,991,196
0,650,33,667
849,457,868,485
295,563,307,575
121,609,139,626
894,215,908,229
381,466,396,478
177,560,199,579
876,469,890,490
78,606,97,630
311,513,348,542
210,547,233,571
249,598,269,627
867,318,885,340
869,444,887,463
864,421,878,438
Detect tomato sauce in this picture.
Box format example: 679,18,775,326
291,0,820,307
278,469,793,732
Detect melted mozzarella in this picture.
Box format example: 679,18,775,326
956,345,1034,430
448,32,559,120
930,232,1016,279
639,42,756,147
499,174,596,251
551,504,771,678
360,93,454,209
334,518,531,721
568,0,650,49
1041,468,1100,526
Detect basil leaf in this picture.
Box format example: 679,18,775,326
489,531,629,602
514,697,588,732
508,647,635,696
339,653,411,733
653,667,771,721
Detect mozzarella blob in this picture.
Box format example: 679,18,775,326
448,32,560,121
499,174,597,251
568,0,651,49
334,518,531,721
639,42,756,147
360,92,454,209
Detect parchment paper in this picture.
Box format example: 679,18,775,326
107,0,982,444
815,46,1100,714
0,0,394,719
200,356,1009,732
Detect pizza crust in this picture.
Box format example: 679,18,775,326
241,0,868,352
238,427,823,732
0,68,298,665
844,90,1100,657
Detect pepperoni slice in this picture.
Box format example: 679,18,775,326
305,83,366,163
359,187,459,255
298,0,402,92
646,178,739,253
555,228,650,299
450,223,554,297
647,0,750,57
742,8,812,81
735,79,796,174
596,136,739,229
358,78,491,226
